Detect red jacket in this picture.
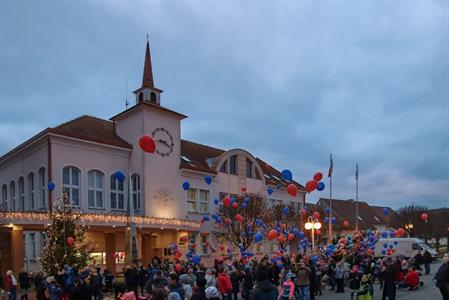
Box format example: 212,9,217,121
404,270,419,287
4,275,16,291
217,273,233,295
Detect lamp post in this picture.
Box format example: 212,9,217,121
305,216,321,253
405,223,414,237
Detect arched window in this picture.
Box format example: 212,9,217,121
88,170,104,209
18,177,25,211
150,92,156,103
131,174,141,211
28,172,35,210
138,92,144,103
10,181,16,211
1,184,7,210
110,174,125,210
38,167,46,208
62,166,81,206
229,155,237,175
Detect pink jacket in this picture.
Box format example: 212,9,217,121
280,280,295,299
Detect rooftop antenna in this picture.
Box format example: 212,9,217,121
125,78,129,109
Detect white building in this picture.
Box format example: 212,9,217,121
0,41,305,274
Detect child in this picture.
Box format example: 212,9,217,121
279,272,295,300
352,274,373,300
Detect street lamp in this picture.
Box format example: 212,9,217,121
405,223,414,237
305,216,321,253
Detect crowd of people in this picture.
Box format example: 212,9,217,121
0,250,447,300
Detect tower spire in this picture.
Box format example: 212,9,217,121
142,39,155,89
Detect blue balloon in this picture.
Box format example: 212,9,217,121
383,207,389,215
298,231,306,239
324,217,329,224
212,214,217,219
331,217,337,224
267,187,274,195
114,171,125,182
204,175,212,185
283,207,289,215
389,232,395,238
242,203,247,209
254,232,264,243
389,244,394,249
281,169,293,181
182,181,190,190
317,182,325,191
192,255,201,265
47,182,56,191
394,241,398,245
325,207,330,214
382,232,388,238
292,228,298,235
203,216,210,222
381,249,387,255
214,198,219,205
383,243,388,249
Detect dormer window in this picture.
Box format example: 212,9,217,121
138,92,144,103
151,92,156,103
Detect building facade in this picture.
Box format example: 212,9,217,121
0,42,306,274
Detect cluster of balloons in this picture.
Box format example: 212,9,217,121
305,172,325,193
329,230,380,258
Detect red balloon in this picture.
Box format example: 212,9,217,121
66,236,75,246
223,196,231,207
200,219,205,224
288,233,295,241
180,236,188,243
232,202,238,209
235,214,244,223
277,235,285,243
264,164,270,172
367,249,373,255
305,180,318,193
281,223,286,229
313,172,323,182
287,184,298,197
139,135,156,153
267,229,278,241
241,187,247,192
315,229,321,235
313,211,320,219
175,263,182,272
176,252,182,258
343,220,349,227
219,245,225,251
225,218,231,225
397,228,405,237
421,213,428,221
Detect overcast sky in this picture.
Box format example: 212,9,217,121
1,1,448,209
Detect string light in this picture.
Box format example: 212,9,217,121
0,211,200,230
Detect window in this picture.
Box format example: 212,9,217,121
110,174,125,210
62,166,81,206
138,92,143,102
10,181,16,210
199,190,209,213
412,243,421,250
200,234,209,255
1,184,7,210
88,170,104,209
18,177,25,211
246,158,253,178
187,188,210,213
187,189,197,213
255,168,262,180
28,173,35,210
131,174,141,211
219,160,228,173
151,92,156,102
230,155,237,175
38,167,46,208
29,233,37,259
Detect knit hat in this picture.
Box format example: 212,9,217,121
179,274,192,285
205,286,220,299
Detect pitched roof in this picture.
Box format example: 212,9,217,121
318,198,385,230
50,115,132,149
371,205,401,227
110,101,187,121
142,41,155,89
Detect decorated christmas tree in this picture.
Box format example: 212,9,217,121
40,194,92,275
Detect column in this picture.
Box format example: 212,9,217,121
11,227,24,274
105,232,116,275
141,232,152,265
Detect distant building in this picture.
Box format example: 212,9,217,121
0,41,306,274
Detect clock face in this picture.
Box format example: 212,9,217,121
152,127,174,157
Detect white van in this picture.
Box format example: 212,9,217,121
374,238,438,259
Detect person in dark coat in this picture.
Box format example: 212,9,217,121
230,267,242,300
423,250,433,275
33,272,47,300
69,277,90,300
308,261,319,300
241,265,254,300
191,277,208,300
249,267,278,300
434,252,449,300
18,269,30,300
138,264,148,296
124,264,139,297
168,273,185,299
381,257,399,300
414,251,424,271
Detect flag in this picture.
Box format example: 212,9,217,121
355,163,359,180
328,154,333,177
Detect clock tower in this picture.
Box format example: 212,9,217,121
112,40,187,220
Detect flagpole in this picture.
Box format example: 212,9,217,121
328,153,333,243
355,163,359,232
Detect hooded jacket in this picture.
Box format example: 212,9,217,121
249,280,278,300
